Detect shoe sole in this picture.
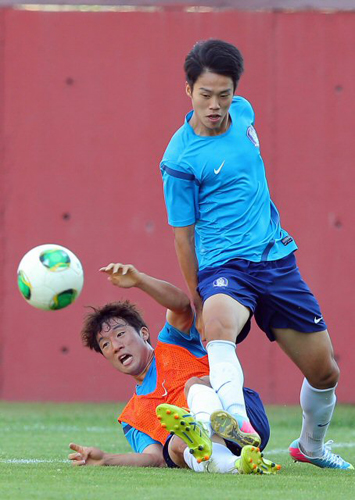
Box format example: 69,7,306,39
239,446,281,475
156,404,212,463
211,410,261,448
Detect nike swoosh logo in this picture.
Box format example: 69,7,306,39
314,316,323,324
161,379,168,397
214,160,225,175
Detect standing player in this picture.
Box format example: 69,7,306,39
68,263,279,474
160,39,353,470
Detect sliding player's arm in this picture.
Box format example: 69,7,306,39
100,263,193,333
68,442,165,467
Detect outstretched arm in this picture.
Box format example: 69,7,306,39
100,263,194,333
68,442,165,467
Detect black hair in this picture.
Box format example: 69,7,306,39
81,301,149,353
184,39,244,92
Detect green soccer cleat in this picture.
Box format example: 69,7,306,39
211,409,261,448
235,445,282,475
156,403,212,463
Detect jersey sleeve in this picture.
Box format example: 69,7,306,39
121,422,160,453
160,161,199,227
158,318,207,357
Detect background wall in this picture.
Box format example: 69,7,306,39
0,6,354,404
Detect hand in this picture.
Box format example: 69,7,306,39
68,442,106,466
99,263,142,288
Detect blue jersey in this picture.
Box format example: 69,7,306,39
160,96,297,270
121,320,206,453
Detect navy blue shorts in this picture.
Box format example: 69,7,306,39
197,253,327,343
163,387,270,468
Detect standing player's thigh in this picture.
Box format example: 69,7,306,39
203,293,250,343
272,327,339,389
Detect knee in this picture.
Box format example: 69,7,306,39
184,376,210,397
168,437,187,469
204,317,235,342
309,360,340,389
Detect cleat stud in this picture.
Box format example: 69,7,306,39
253,464,257,470
174,425,179,430
249,458,253,463
260,470,264,475
198,445,204,451
161,423,167,428
277,465,281,470
260,452,263,457
170,431,175,436
180,421,185,426
166,409,171,415
251,447,255,451
197,458,202,464
256,448,260,452
174,414,179,420
157,415,162,420
204,455,210,461
185,427,190,431
189,449,195,454
271,463,275,467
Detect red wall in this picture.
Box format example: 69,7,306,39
0,8,354,403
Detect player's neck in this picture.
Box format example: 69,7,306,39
134,348,155,384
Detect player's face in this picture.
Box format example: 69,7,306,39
97,318,154,381
186,71,234,136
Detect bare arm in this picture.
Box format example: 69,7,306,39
173,225,204,335
100,263,194,333
68,442,165,467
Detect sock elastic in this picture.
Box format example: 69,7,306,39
187,383,222,437
299,378,337,457
206,340,248,419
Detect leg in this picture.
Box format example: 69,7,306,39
167,420,280,474
273,327,353,470
202,294,260,446
272,328,339,389
156,404,212,463
184,376,222,438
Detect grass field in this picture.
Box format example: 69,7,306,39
0,402,354,500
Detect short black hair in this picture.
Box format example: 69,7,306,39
81,301,149,353
184,39,244,92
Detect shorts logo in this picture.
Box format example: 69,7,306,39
213,277,229,288
314,316,323,324
246,125,260,147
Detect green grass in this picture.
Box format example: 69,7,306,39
0,402,354,500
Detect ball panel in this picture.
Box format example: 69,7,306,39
40,248,71,271
17,270,32,300
50,289,78,310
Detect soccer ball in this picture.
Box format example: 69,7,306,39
17,244,84,310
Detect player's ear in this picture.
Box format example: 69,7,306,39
185,82,193,98
140,327,150,342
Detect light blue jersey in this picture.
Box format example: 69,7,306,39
160,96,297,270
121,320,206,453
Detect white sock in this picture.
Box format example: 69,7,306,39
206,340,248,419
187,384,223,437
183,442,239,474
299,378,336,457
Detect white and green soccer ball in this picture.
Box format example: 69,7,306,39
17,244,84,310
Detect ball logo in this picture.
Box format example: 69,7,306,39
213,277,229,288
246,125,260,147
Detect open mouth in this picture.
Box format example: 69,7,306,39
119,354,132,366
207,114,221,122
